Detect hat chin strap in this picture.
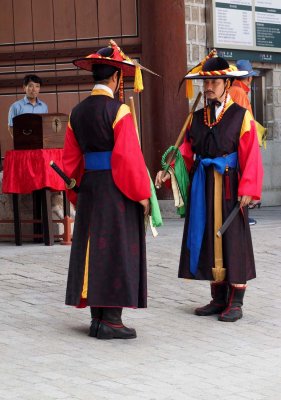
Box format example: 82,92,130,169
116,70,124,101
217,80,230,102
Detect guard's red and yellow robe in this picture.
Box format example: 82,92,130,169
63,89,151,308
178,99,263,283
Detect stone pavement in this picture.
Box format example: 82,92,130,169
0,207,281,400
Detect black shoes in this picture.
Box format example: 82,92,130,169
218,285,246,322
195,282,228,316
195,283,246,322
89,307,137,340
89,319,100,337
218,307,243,322
195,302,226,316
97,321,137,340
89,307,103,337
249,218,257,226
248,201,261,225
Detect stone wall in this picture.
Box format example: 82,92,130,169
185,0,206,65
260,66,281,205
184,0,206,100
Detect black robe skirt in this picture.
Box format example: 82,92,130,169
65,94,147,308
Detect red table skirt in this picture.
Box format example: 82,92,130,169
2,149,66,194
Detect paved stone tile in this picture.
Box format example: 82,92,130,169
0,207,281,399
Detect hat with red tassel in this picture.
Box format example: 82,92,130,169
73,40,159,96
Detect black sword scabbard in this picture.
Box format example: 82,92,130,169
216,202,240,237
50,161,79,193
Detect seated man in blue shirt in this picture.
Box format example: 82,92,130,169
8,74,48,137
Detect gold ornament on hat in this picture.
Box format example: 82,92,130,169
109,39,144,93
185,49,218,99
184,49,238,99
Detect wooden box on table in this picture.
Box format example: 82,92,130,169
13,113,68,150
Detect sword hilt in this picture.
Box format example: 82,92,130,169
50,161,79,193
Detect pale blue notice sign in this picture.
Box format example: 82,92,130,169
213,0,281,52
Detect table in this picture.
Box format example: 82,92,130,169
2,149,67,245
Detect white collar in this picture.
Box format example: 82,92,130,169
216,94,231,118
93,84,113,97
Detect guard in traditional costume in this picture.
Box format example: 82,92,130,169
156,50,263,322
63,41,154,339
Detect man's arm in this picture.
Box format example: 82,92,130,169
43,102,48,113
8,125,13,138
7,103,17,138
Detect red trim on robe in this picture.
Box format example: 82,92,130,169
179,133,195,172
76,298,87,308
238,119,263,200
112,113,151,201
62,125,84,206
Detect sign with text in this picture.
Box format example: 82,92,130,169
207,0,281,53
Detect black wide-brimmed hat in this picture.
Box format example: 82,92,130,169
182,49,249,98
73,40,159,93
184,49,249,80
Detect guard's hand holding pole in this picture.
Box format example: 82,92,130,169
161,91,202,181
155,170,170,189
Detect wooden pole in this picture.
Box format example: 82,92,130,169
129,97,140,144
162,91,202,179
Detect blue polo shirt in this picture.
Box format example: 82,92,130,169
8,96,48,126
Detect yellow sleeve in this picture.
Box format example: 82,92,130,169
112,104,131,129
240,110,254,138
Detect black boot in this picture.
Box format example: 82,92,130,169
195,282,228,316
97,308,137,340
89,307,102,337
218,285,246,322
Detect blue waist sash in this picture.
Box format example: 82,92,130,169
84,151,112,170
187,152,238,276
